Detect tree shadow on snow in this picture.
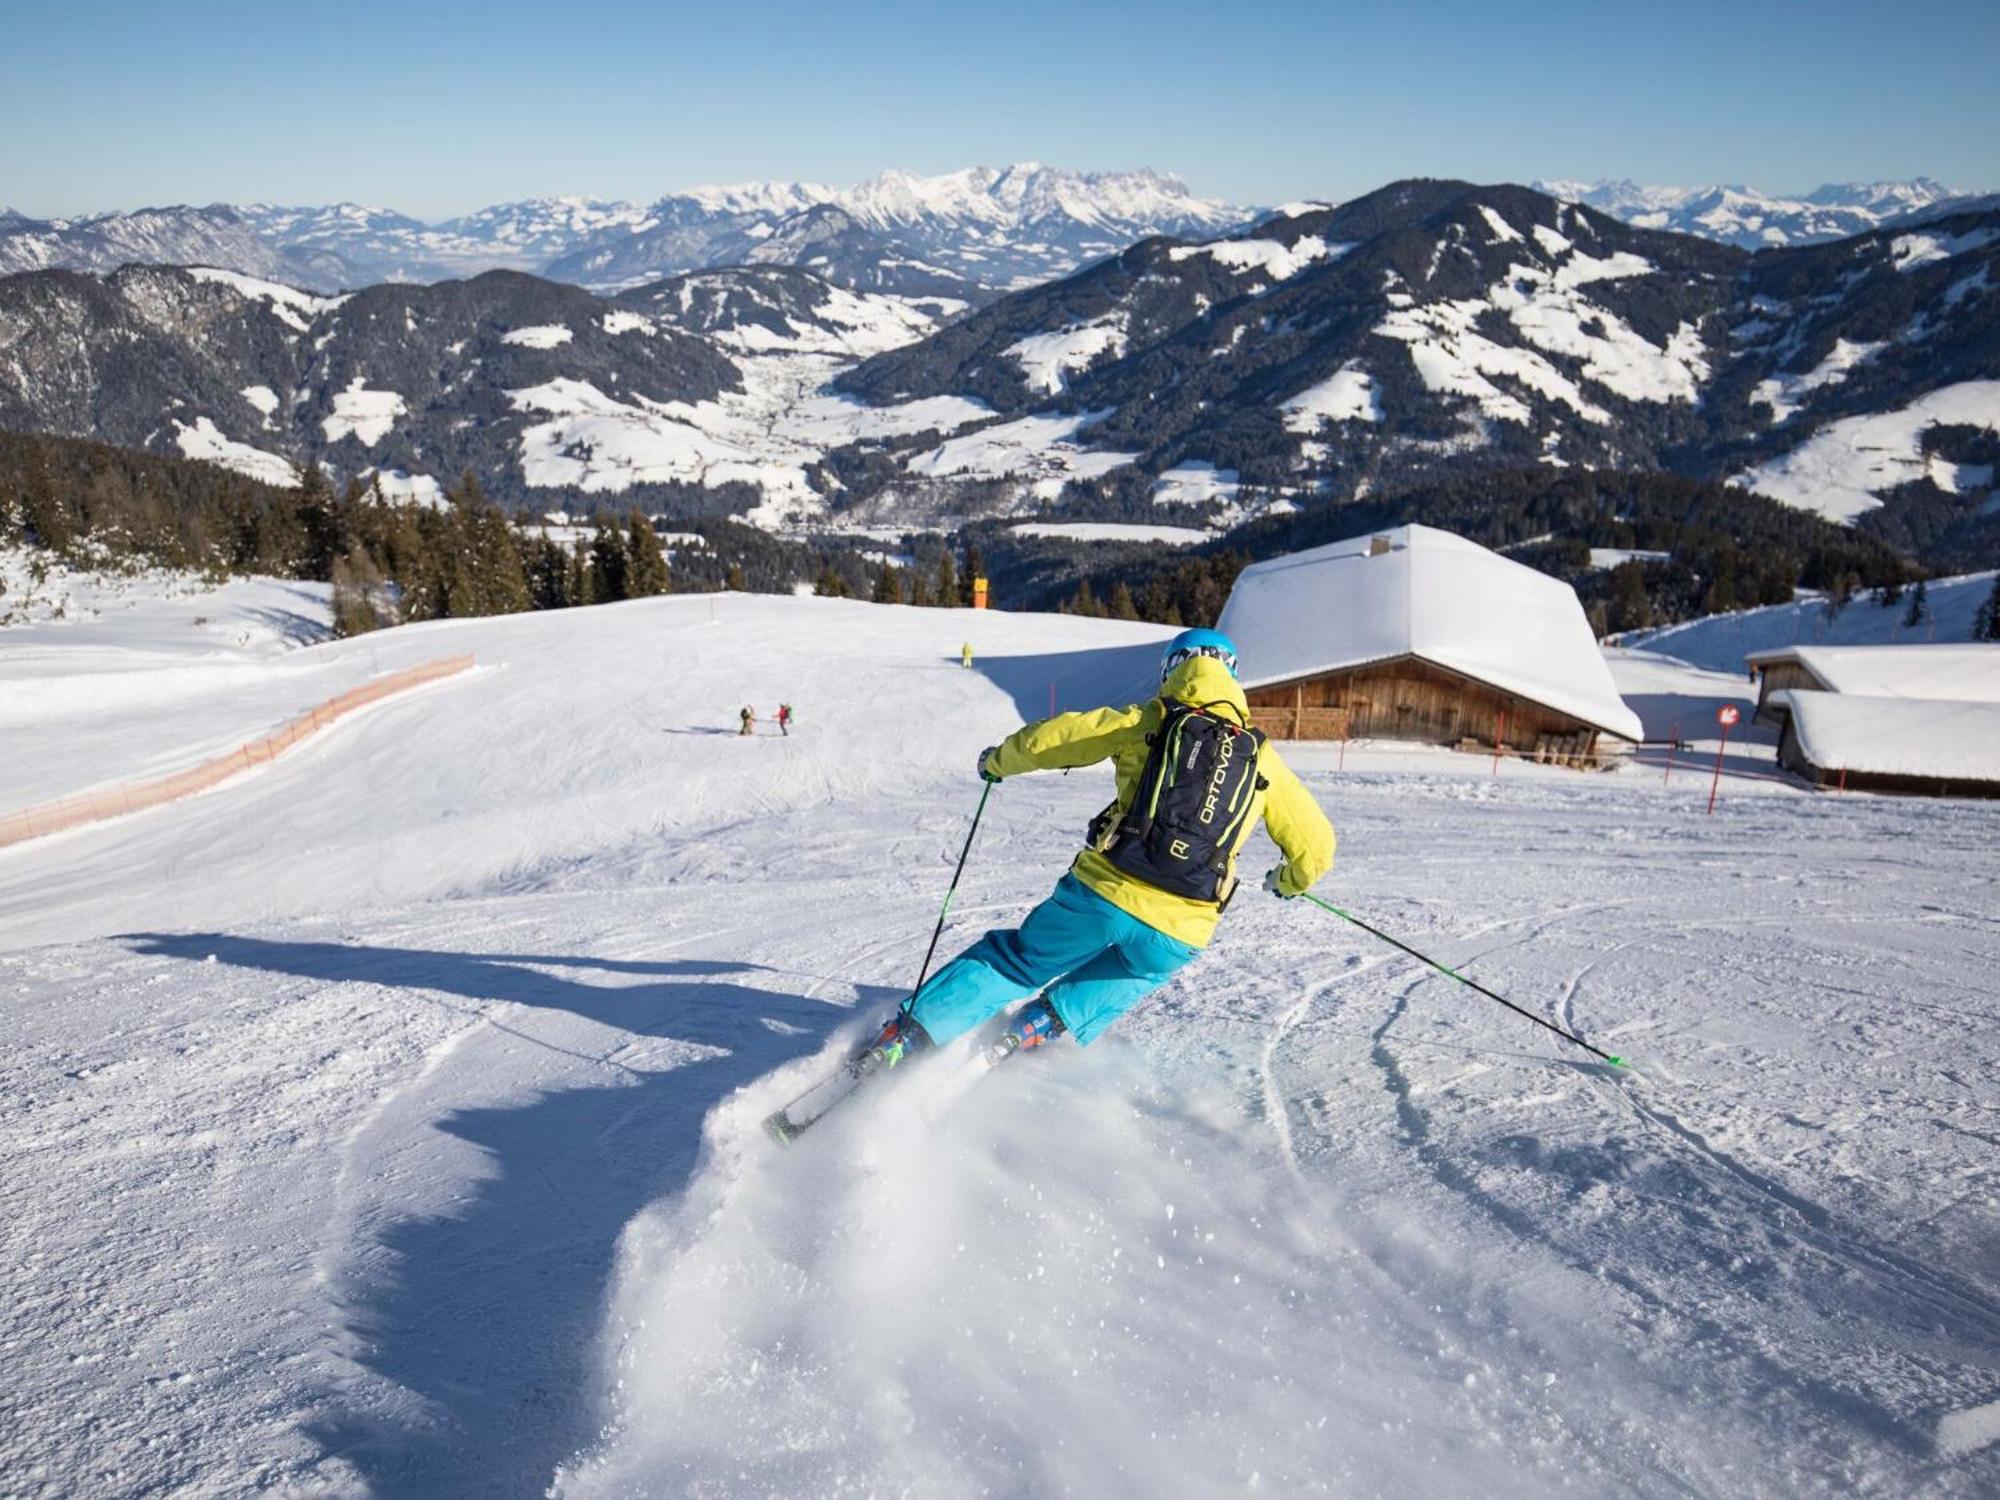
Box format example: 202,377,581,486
123,930,894,1499
965,639,1161,722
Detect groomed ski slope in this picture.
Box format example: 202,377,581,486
2,592,1997,1498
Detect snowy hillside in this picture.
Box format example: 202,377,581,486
3,587,1998,1497
1622,570,1999,670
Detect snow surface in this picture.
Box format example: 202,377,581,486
1625,571,2000,666
3,585,1999,1497
1150,461,1241,508
906,410,1136,485
321,376,408,447
239,384,280,419
1588,547,1671,569
1167,234,1345,283
1732,380,2000,522
1281,360,1382,429
184,266,346,334
1773,689,2000,779
1889,226,2000,272
500,323,575,349
1751,337,1884,424
365,467,448,507
171,417,299,488
1002,314,1127,395
1010,521,1207,546
1219,524,1644,741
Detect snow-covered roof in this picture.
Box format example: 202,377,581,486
1746,644,2000,703
1773,690,2000,782
1217,524,1644,741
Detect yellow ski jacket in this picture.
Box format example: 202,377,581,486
984,656,1336,947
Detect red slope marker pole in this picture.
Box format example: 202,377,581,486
1708,704,1739,816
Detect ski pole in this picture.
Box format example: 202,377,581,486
1300,893,1626,1067
903,778,994,1008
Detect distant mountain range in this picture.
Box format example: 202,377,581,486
0,165,1248,299
1,179,1993,567
1533,177,1971,249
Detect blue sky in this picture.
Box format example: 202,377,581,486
9,0,1996,218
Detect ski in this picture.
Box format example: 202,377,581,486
762,1048,884,1145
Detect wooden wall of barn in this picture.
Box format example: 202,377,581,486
1243,656,1611,766
1753,661,1822,720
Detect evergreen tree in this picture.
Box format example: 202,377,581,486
1903,577,1929,629
18,438,72,553
872,563,905,604
1974,574,2000,641
627,509,671,597
330,543,389,636
936,549,959,608
525,534,571,611
1608,561,1652,635
1108,580,1141,620
725,561,747,592
590,513,631,603
814,563,852,598
961,543,984,606
908,574,935,607
568,535,593,606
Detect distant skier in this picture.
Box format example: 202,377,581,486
777,703,793,737
961,642,974,670
739,705,756,737
871,628,1336,1064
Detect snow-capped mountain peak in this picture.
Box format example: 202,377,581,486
1537,176,1968,249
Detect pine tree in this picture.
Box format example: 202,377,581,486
814,563,852,598
525,535,571,610
725,561,747,592
19,438,72,553
872,563,905,604
908,574,935,607
961,543,984,606
1974,574,2000,641
1903,577,1929,629
936,549,959,608
627,509,671,597
330,543,388,636
590,513,630,603
1108,580,1141,620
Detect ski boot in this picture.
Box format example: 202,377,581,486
989,999,1065,1061
860,1010,934,1072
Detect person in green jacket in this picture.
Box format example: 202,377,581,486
869,628,1336,1064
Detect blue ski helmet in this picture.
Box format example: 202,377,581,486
1160,627,1240,685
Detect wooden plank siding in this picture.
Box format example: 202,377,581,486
1753,660,1825,725
1243,655,1614,768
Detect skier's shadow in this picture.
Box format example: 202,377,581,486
122,930,892,1499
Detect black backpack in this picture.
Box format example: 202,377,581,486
1097,701,1267,904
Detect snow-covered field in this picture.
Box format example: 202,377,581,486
3,587,1998,1498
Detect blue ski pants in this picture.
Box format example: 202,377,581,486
907,874,1200,1047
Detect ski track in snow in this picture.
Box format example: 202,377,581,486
1,594,1997,1497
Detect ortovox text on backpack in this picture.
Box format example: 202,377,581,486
1097,702,1266,903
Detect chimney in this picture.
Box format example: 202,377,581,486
1368,535,1392,557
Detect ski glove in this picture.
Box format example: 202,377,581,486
1264,865,1299,900
978,746,1002,783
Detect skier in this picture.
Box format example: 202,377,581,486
870,628,1335,1065
961,642,974,670
777,703,793,737
739,705,756,737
